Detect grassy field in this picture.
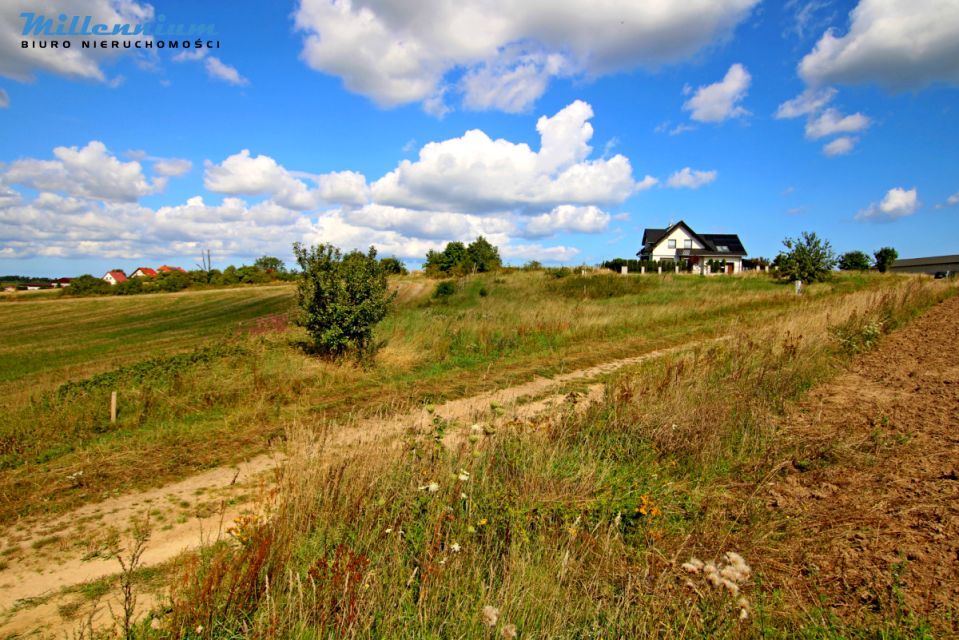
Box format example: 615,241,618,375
155,275,956,639
0,271,918,524
3,270,957,637
0,284,296,401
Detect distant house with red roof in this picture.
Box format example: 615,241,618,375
102,270,127,285
131,267,158,278
158,265,186,273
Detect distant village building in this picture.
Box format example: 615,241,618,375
102,270,128,285
637,220,747,274
131,267,157,278
891,255,959,276
158,265,186,273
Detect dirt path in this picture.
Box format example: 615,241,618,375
762,295,959,625
0,340,716,637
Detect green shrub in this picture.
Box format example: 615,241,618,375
293,242,396,360
873,246,898,273
433,281,456,299
63,274,110,296
776,231,837,283
838,250,871,271
380,257,408,275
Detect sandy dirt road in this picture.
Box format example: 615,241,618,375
0,340,714,637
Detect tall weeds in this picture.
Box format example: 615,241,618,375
151,279,956,637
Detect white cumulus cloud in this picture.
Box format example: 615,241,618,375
370,100,647,213
775,86,836,119
822,136,857,156
1,102,649,265
799,0,959,90
204,150,321,210
0,0,153,83
666,167,718,189
2,141,167,202
855,187,920,222
153,158,193,177
805,107,870,139
682,63,751,123
524,205,611,237
205,57,249,86
293,0,759,113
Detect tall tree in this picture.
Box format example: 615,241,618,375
466,236,502,272
873,247,898,273
253,255,286,272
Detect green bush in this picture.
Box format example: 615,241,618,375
776,231,837,283
838,250,871,271
380,257,408,275
433,281,456,299
293,242,396,360
63,274,110,296
424,236,502,276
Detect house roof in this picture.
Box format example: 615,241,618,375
104,271,127,283
700,234,747,255
133,267,157,276
892,255,959,267
158,265,185,273
638,220,747,257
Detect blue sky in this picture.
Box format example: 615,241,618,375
1,0,957,276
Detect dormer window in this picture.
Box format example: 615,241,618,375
668,239,676,249
716,245,729,252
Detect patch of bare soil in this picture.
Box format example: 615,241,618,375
763,295,959,626
0,339,716,637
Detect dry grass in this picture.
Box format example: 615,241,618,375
140,276,956,638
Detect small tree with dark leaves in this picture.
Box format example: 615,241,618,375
838,250,871,271
873,246,898,273
776,231,837,283
293,242,395,361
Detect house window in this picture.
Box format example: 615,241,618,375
684,239,692,249
668,239,676,249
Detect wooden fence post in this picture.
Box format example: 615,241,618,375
111,391,117,423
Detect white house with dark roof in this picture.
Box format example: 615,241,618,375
637,220,747,274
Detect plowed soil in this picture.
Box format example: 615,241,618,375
763,294,959,626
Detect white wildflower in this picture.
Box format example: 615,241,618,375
482,605,500,627
501,622,518,638
720,578,739,597
460,492,468,500
457,469,471,482
384,528,393,534
419,481,441,493
451,542,462,553
682,557,704,574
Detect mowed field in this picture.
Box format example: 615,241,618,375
0,285,296,400
2,270,958,638
0,272,925,524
